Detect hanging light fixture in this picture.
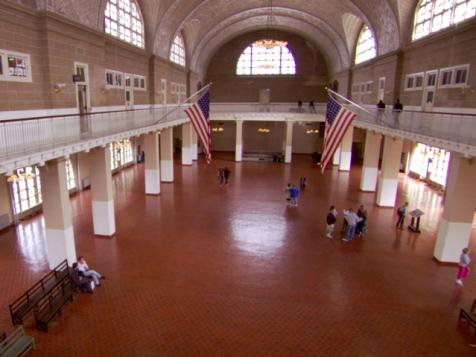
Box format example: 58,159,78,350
255,0,288,49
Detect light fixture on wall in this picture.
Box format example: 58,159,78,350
53,83,66,94
258,128,270,133
7,168,36,183
212,127,224,133
306,129,319,134
255,0,287,50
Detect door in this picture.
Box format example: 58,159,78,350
125,73,134,109
378,77,386,101
74,62,90,114
422,70,437,111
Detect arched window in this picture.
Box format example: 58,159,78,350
236,41,296,75
105,0,144,48
354,25,376,64
170,34,186,66
413,0,476,40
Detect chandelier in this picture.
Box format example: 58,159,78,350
255,0,287,49
7,167,36,183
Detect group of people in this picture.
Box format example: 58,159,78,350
69,256,105,294
326,205,368,241
217,167,231,186
377,99,404,111
297,100,316,113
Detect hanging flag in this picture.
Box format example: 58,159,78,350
321,95,356,173
185,89,211,162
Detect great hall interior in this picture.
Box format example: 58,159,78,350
0,0,476,355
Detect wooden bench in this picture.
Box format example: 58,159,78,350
459,299,476,332
0,326,35,357
34,276,74,332
9,260,69,325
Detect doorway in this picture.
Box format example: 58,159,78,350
125,73,134,109
378,77,386,101
74,62,90,114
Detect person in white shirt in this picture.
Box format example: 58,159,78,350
343,208,362,242
456,248,471,286
77,256,105,287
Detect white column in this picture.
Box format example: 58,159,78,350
235,120,243,162
376,136,403,207
144,132,160,195
332,146,341,166
434,154,476,262
160,127,174,182
339,126,354,171
39,159,76,268
90,146,116,236
284,121,294,164
360,131,382,192
181,123,193,165
191,129,198,161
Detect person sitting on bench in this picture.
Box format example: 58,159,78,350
69,263,94,293
77,256,105,287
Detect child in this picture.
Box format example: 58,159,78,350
456,248,471,286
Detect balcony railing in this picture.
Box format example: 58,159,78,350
0,104,190,161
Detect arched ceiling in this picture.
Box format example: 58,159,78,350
22,0,422,75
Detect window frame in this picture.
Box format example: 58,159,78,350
133,74,146,91
0,49,32,83
354,24,377,65
438,64,470,88
170,34,186,67
404,72,425,91
105,69,124,89
104,0,145,49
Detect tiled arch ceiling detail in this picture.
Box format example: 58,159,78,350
154,0,400,71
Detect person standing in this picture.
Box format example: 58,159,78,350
456,248,471,286
343,208,362,242
356,205,368,236
326,205,338,239
284,183,292,202
393,99,403,111
289,185,300,207
298,99,303,113
395,202,409,229
223,167,231,184
299,177,307,190
309,101,316,113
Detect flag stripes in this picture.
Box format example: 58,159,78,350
184,89,211,162
321,96,356,173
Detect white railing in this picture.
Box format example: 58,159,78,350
0,104,191,161
211,102,327,114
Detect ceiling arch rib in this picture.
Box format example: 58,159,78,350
191,15,347,76
180,7,349,67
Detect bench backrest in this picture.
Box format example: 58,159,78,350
0,326,25,353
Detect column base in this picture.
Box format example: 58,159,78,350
235,144,242,162
332,149,341,166
145,169,161,195
182,147,192,165
192,144,198,161
160,160,174,182
45,226,76,269
376,178,398,207
434,219,472,262
360,167,378,192
339,151,352,171
92,200,116,236
285,146,292,164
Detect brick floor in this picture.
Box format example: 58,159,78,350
0,153,475,356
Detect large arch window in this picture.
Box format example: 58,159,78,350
170,34,186,66
413,0,476,40
354,25,376,64
236,41,296,75
105,0,144,48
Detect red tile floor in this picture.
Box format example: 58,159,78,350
1,153,476,356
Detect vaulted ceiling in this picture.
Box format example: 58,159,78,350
22,0,420,75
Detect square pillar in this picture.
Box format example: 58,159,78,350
339,126,354,171
90,146,116,236
39,159,76,268
434,154,476,262
144,132,161,195
191,130,198,161
160,127,174,182
235,120,243,162
360,131,382,192
285,121,294,164
182,123,193,165
376,136,403,207
332,146,341,166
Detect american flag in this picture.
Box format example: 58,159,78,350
185,89,211,162
321,96,356,173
